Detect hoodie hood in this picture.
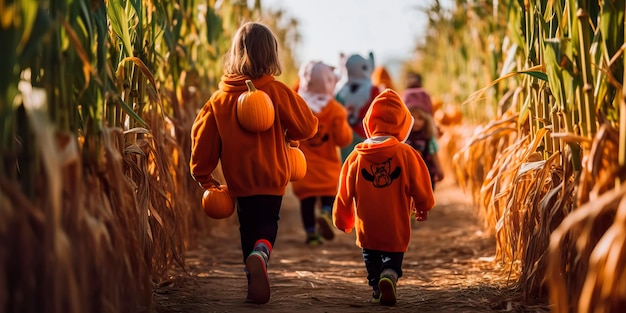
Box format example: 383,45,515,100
362,89,414,142
401,88,433,116
298,61,337,113
298,61,337,97
218,74,275,92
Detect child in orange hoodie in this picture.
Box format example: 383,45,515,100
332,89,435,306
291,60,353,245
189,22,318,304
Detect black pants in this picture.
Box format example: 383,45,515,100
299,196,334,233
236,195,282,264
362,249,404,291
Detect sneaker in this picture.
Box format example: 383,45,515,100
370,290,381,304
305,232,324,246
316,211,335,240
378,269,398,306
245,251,270,304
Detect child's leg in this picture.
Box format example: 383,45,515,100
362,249,383,301
299,197,317,234
300,197,323,245
378,251,404,306
320,196,334,214
316,196,335,240
236,195,282,304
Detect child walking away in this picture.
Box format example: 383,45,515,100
292,60,353,245
332,89,435,306
189,22,318,304
401,72,444,190
334,52,380,161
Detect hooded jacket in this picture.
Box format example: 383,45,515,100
190,74,319,197
332,89,435,252
292,61,353,199
291,98,353,199
401,87,433,116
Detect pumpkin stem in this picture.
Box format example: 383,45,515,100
244,80,256,92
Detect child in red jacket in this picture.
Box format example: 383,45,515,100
292,60,353,245
190,22,318,304
333,89,435,306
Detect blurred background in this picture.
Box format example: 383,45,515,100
1,0,624,312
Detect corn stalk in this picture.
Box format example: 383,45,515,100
0,0,300,312
415,0,625,308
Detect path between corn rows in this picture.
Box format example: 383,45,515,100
153,179,540,313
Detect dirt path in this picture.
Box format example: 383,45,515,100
154,179,531,313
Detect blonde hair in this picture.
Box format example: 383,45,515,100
411,108,437,139
223,22,282,78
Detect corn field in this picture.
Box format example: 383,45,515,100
411,0,625,312
0,0,298,312
2,0,625,312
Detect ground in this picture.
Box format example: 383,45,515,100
153,179,546,313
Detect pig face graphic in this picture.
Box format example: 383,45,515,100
361,158,401,188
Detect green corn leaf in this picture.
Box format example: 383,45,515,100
107,0,134,57
519,71,548,81
543,38,566,110
117,96,148,129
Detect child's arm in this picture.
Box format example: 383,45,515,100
408,148,436,220
333,153,357,232
276,83,319,141
429,137,444,182
331,100,353,148
190,100,221,187
432,151,445,182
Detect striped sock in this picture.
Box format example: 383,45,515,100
254,239,272,261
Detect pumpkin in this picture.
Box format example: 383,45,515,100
202,185,235,219
287,141,307,181
237,80,275,132
445,107,463,125
434,107,463,126
432,98,443,113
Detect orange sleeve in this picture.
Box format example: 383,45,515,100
408,148,436,212
332,151,358,233
275,83,319,141
330,100,353,148
189,97,221,186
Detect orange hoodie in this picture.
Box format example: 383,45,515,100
190,74,319,197
291,98,353,199
332,89,435,252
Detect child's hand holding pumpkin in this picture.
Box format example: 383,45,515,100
198,177,222,189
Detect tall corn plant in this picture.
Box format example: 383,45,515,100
413,0,625,308
0,0,293,312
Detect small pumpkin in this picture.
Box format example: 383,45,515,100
446,107,463,125
202,185,235,219
287,141,307,181
237,80,275,132
434,107,462,126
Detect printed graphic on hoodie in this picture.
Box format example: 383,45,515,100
361,158,401,188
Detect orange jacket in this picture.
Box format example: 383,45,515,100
190,74,319,197
333,89,435,252
291,99,353,199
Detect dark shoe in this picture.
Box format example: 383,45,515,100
378,269,398,306
316,211,335,240
245,251,270,304
370,289,381,304
305,232,324,246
